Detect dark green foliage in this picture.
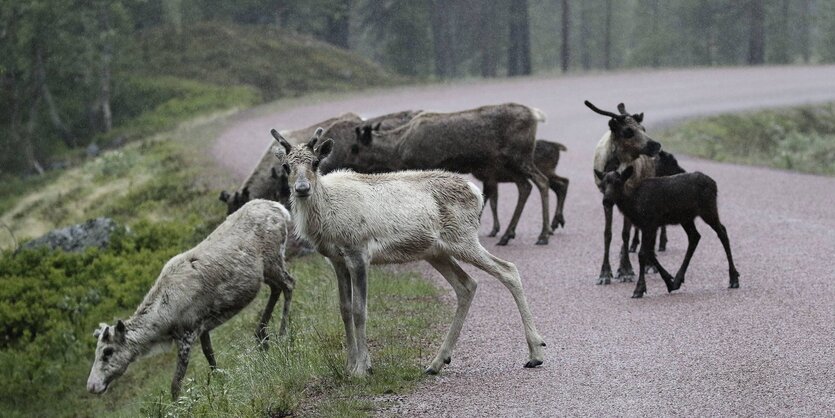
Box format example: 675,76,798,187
663,103,835,176
0,219,205,414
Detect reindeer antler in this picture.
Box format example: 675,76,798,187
307,127,324,149
617,103,629,115
584,100,623,119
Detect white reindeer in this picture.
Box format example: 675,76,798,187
271,127,546,376
86,200,294,400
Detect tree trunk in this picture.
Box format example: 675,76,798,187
799,0,812,63
603,0,612,70
560,0,570,72
325,0,352,49
34,45,75,147
10,75,44,175
747,0,766,65
479,0,499,77
579,1,591,70
99,1,114,133
507,0,531,76
431,0,455,78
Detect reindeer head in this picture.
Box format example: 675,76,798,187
219,188,250,215
87,320,134,394
594,166,634,208
271,127,333,199
354,122,381,150
585,100,661,161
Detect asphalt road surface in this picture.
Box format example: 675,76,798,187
213,66,835,416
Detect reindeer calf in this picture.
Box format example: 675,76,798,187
87,200,294,399
272,128,545,377
595,167,739,298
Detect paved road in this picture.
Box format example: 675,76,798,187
213,66,835,416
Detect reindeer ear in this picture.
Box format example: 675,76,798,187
373,122,381,131
241,187,249,200
634,113,644,123
594,169,605,181
316,138,334,161
100,326,111,341
271,129,292,155
114,320,126,342
94,322,108,339
621,166,634,180
307,127,324,149
355,126,361,139
219,191,230,202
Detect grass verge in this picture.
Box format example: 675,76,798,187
0,108,447,417
661,102,835,176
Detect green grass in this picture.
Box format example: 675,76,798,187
122,22,401,102
661,103,835,176
0,103,447,416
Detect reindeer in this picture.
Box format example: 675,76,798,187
87,200,294,400
271,128,546,376
595,166,739,297
220,114,361,214
350,103,552,245
629,150,687,253
483,139,570,237
587,101,661,285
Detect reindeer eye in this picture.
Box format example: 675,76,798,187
102,347,114,360
312,159,319,169
623,128,634,138
282,163,290,174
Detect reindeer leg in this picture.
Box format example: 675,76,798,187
330,258,357,373
673,220,701,289
171,331,197,400
277,272,294,337
629,226,640,253
483,181,501,237
529,167,552,245
658,225,668,252
200,332,216,370
256,282,280,350
702,213,740,288
461,245,545,368
346,253,371,377
616,216,636,282
549,175,569,230
425,256,477,374
498,177,531,246
597,204,614,285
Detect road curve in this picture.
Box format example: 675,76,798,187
213,66,835,416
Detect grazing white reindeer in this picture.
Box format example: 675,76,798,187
271,127,546,376
86,200,294,400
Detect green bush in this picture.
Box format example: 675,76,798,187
0,220,201,414
663,103,835,176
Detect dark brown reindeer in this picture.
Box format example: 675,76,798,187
588,101,661,284
629,150,686,253
351,103,553,245
220,113,362,214
595,166,739,298
220,111,420,215
482,139,570,237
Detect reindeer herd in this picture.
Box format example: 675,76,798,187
87,101,740,400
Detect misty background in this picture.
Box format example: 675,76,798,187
2,0,834,176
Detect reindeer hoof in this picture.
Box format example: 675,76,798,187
535,236,549,245
497,236,512,246
444,357,451,365
596,274,612,285
487,230,499,237
631,290,646,298
524,359,543,368
616,272,635,283
424,367,439,375
658,245,666,252
729,282,739,289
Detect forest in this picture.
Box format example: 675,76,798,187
2,0,835,176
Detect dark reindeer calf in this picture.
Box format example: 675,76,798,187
595,166,739,298
629,150,687,253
